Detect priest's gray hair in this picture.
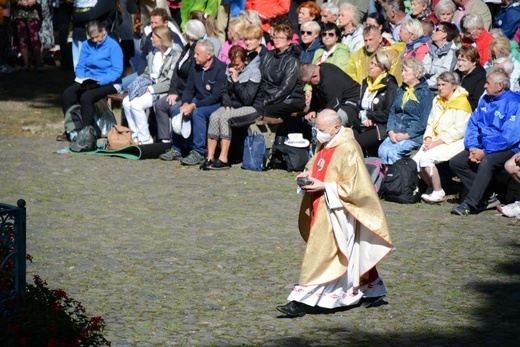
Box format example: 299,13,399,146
318,109,342,126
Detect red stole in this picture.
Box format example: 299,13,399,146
309,146,338,230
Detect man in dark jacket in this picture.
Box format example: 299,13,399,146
298,63,360,127
161,39,227,166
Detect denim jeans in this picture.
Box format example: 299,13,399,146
121,72,138,92
170,98,221,156
72,39,84,70
378,137,421,165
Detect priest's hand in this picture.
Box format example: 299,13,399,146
302,177,325,193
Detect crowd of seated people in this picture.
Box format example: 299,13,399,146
44,0,520,217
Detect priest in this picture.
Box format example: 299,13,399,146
276,109,393,317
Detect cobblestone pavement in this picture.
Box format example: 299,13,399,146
1,67,519,346
1,134,519,346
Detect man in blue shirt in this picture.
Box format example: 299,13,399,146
450,67,520,216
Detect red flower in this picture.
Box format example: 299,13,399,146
33,275,47,287
54,288,67,300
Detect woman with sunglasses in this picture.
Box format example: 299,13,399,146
312,22,350,73
299,21,323,64
424,22,459,90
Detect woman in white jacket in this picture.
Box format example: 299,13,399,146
123,26,182,144
413,72,472,202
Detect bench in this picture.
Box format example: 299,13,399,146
247,108,309,150
107,93,128,126
248,117,284,150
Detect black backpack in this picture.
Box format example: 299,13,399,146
268,143,309,172
381,157,421,204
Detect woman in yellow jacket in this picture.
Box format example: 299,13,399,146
413,71,472,203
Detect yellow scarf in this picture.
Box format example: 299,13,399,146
402,86,419,106
437,93,472,114
433,91,472,138
367,72,388,92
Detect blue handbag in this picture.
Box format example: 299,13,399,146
241,133,266,171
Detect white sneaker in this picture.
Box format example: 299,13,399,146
421,188,433,199
421,189,446,202
497,201,520,219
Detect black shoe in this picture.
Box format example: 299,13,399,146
199,158,213,171
208,158,230,170
360,295,386,308
276,301,307,317
56,131,68,142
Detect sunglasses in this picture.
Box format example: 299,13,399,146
300,30,313,36
434,27,445,33
321,32,336,37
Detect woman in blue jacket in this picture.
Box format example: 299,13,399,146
58,20,123,141
378,57,434,165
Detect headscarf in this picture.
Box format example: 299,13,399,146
433,86,472,137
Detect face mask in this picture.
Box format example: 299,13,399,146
316,129,333,143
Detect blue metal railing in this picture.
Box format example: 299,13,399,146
0,199,26,318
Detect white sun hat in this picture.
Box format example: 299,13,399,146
284,133,310,148
171,112,191,139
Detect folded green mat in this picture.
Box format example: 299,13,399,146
67,143,171,160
